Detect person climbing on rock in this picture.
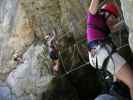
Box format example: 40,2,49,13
86,0,133,99
45,31,60,76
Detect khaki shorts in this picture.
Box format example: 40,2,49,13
88,44,126,75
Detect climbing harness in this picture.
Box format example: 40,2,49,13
93,42,115,92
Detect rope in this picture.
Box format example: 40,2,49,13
57,62,90,79
70,44,76,70
58,51,67,73
76,44,87,63
116,44,129,50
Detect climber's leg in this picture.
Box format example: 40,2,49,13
116,63,133,100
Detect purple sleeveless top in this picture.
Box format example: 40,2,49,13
86,12,110,43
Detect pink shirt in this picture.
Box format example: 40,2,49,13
86,12,110,43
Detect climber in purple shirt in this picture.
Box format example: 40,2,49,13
87,0,133,99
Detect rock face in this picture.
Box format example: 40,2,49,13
0,81,16,100
120,0,133,52
0,0,132,100
0,0,19,78
7,44,53,99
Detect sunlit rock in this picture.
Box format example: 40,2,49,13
120,0,133,52
7,44,52,98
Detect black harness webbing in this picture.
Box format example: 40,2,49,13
96,45,116,93
102,50,116,71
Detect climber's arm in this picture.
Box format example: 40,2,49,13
88,0,100,15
